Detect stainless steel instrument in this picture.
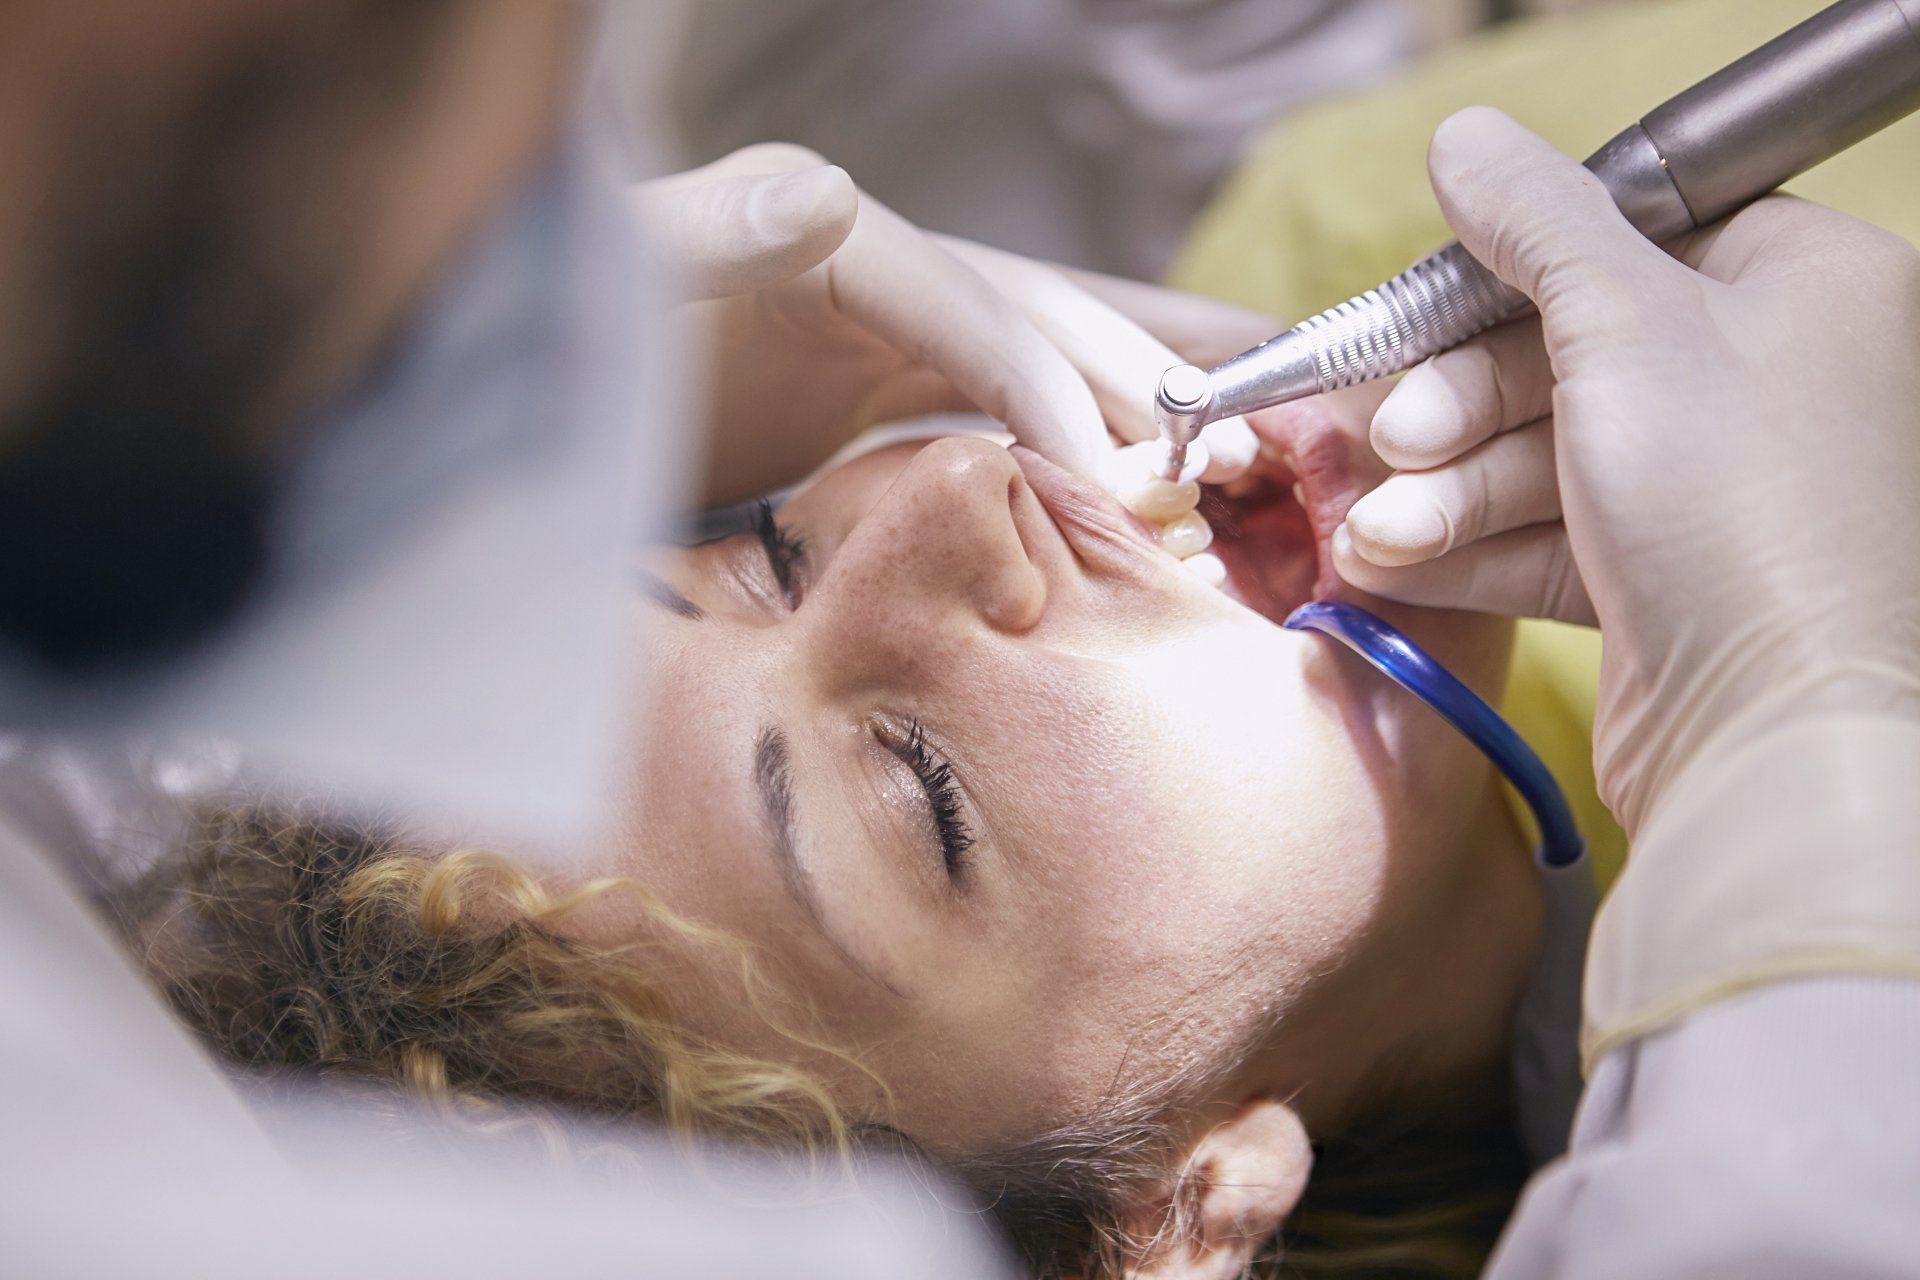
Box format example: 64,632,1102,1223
1155,0,1920,478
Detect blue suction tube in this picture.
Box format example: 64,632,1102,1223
1284,601,1585,869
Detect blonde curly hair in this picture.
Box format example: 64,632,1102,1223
109,803,1527,1279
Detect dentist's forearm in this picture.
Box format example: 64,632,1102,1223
1582,703,1920,1064
1490,975,1920,1279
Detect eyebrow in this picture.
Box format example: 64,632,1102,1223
638,569,704,620
752,726,904,998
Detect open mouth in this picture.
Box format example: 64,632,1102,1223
1013,412,1359,628
1203,403,1361,626
1202,475,1323,626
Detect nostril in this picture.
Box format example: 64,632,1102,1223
1002,469,1039,561
873,436,1048,633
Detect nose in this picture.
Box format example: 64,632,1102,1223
809,438,1049,666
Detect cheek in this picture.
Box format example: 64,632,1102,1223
953,670,1234,988
989,694,1318,966
1023,631,1401,992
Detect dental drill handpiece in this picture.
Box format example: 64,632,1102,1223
1155,0,1920,479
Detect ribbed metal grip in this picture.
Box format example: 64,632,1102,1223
1299,243,1527,393
1183,2,1920,425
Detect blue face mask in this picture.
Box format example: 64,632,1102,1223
0,139,683,839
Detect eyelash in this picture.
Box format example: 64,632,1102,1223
893,719,975,879
751,498,807,608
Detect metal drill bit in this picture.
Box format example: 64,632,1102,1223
1153,364,1214,481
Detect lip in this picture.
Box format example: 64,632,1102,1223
1013,442,1334,628
1202,478,1322,625
1010,445,1168,574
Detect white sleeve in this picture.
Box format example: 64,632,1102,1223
1489,975,1920,1279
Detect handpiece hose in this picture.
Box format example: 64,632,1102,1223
1155,0,1920,477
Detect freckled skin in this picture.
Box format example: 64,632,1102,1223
588,435,1542,1154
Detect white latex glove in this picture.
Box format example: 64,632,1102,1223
634,145,1258,507
1330,107,1920,840
933,235,1261,485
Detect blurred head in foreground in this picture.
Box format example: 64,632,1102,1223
0,1,579,675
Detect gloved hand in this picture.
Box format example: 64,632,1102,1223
1329,108,1920,839
634,144,1263,506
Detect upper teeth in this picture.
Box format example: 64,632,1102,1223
1110,441,1201,521
1107,440,1224,587
1158,511,1214,559
1180,552,1227,588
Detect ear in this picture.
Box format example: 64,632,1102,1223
1126,1099,1312,1280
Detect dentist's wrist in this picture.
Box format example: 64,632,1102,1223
1581,705,1920,1070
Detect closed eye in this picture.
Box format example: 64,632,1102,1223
752,498,808,609
881,718,975,881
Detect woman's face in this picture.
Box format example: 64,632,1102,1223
602,410,1536,1153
